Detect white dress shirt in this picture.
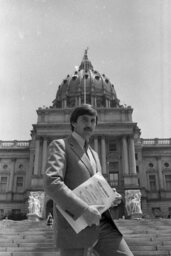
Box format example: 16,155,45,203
72,132,97,174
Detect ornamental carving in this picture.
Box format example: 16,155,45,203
28,191,45,218
125,190,142,217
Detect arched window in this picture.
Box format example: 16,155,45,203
164,162,169,168
3,164,8,170
149,163,154,168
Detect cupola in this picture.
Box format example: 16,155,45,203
52,49,120,108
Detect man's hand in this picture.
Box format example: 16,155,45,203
82,205,102,226
111,189,122,207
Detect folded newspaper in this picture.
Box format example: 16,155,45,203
56,173,119,233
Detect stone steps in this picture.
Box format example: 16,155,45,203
116,219,171,256
0,220,57,256
0,219,171,256
0,253,58,256
132,251,170,256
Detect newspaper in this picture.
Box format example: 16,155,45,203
56,173,118,233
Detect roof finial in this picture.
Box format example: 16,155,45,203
84,47,89,59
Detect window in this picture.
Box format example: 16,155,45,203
0,209,4,219
85,95,91,105
19,164,23,169
149,163,154,168
96,96,103,107
16,177,24,192
3,164,8,170
109,162,119,186
16,177,23,187
109,142,117,152
12,209,21,215
136,166,139,173
164,162,169,168
84,74,88,79
149,175,157,191
72,75,77,80
165,175,171,190
109,173,118,187
0,176,8,192
68,97,75,107
168,207,171,218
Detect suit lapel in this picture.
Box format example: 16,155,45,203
89,147,101,173
68,136,95,176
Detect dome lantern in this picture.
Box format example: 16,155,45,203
79,48,93,72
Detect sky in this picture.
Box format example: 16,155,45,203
0,0,171,140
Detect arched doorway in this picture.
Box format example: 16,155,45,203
46,199,53,218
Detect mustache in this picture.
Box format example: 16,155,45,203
84,127,93,132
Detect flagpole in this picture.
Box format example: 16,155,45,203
83,53,86,104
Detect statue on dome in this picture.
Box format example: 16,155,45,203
85,47,89,55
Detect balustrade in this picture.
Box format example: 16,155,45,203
141,138,171,145
0,141,30,148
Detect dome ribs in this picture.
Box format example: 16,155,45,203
52,50,120,109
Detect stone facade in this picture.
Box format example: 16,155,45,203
0,51,171,219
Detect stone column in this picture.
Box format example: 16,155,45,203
27,150,34,188
78,96,81,105
94,137,98,154
42,137,48,174
122,137,129,175
101,136,106,174
34,139,40,175
128,136,137,174
94,97,97,107
157,156,164,190
76,97,78,106
8,159,15,192
63,99,67,108
105,99,108,107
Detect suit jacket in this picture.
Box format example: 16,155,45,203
44,135,119,249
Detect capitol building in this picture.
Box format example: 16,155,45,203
0,50,171,220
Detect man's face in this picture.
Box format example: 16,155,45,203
72,114,96,141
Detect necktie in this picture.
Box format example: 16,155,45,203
84,141,89,157
84,141,96,174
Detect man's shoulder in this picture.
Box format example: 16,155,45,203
49,137,70,148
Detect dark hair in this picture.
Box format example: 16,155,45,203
70,104,98,131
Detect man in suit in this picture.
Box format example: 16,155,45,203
44,104,134,256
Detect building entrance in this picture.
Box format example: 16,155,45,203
46,199,53,218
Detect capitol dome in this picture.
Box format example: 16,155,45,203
52,49,120,108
